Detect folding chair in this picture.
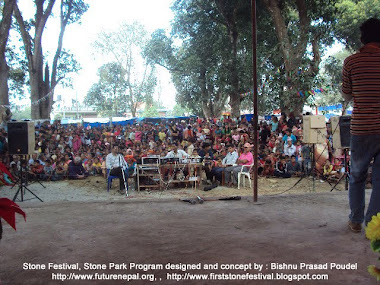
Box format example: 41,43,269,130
106,169,119,192
238,164,254,189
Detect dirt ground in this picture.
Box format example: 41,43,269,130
0,177,376,285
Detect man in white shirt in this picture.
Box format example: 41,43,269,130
164,145,189,159
283,138,296,157
212,146,238,184
161,144,190,180
106,145,128,192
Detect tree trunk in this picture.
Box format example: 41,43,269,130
202,102,212,118
0,0,16,106
214,1,241,118
228,25,240,118
229,93,241,118
0,60,10,106
14,1,56,120
30,75,41,119
39,64,51,119
262,0,321,116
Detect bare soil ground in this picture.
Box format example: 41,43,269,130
0,177,376,285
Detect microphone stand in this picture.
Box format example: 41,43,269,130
117,153,129,197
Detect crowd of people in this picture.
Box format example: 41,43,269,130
0,113,347,189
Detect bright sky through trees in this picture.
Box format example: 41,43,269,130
40,0,176,108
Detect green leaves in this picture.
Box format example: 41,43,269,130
91,22,157,117
334,0,380,50
84,62,127,117
371,240,380,253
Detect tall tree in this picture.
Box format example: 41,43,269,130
84,62,127,117
93,22,156,117
260,0,337,115
145,1,252,118
0,0,16,106
14,0,88,119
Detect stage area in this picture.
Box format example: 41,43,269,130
0,187,375,284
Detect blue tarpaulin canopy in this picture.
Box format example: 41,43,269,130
81,116,196,128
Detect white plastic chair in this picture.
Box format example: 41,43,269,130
238,164,254,189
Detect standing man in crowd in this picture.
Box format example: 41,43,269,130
106,145,128,193
342,18,380,233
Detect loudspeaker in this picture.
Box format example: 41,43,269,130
331,116,351,149
302,115,326,144
7,121,35,154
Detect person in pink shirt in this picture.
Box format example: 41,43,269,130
225,142,254,187
231,130,240,143
72,135,82,153
134,127,142,144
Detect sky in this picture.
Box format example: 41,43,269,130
41,0,176,109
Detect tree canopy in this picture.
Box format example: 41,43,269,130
145,0,379,117
0,0,379,119
92,21,157,117
84,62,127,117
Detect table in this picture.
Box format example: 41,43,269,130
137,163,203,191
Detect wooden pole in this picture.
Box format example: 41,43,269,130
251,0,258,202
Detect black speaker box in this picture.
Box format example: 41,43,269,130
331,116,351,149
339,116,351,148
7,121,35,154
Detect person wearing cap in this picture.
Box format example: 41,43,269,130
283,137,296,157
225,142,254,187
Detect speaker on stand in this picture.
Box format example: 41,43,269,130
330,116,351,191
7,121,35,155
7,121,43,202
302,115,327,191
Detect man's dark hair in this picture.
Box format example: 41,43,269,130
360,18,380,44
203,143,210,149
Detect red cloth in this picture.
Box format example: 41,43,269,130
0,162,14,181
0,198,26,230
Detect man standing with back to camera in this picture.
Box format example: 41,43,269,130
341,18,380,233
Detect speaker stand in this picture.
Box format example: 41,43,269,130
12,165,43,203
344,148,349,191
330,148,350,192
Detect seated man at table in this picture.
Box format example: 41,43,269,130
198,143,214,183
225,143,254,187
164,144,190,160
212,145,239,184
161,144,190,180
